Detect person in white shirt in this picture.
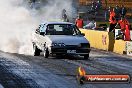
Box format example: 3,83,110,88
83,19,96,29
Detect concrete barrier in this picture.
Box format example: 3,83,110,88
80,29,129,55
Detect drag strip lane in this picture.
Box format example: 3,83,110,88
0,52,78,88
16,51,132,88
0,57,40,88
0,50,132,88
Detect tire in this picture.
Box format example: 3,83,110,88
33,44,40,56
84,54,89,60
44,48,49,58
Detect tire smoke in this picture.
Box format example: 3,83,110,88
0,0,76,55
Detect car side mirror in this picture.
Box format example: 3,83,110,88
81,33,85,36
40,32,45,36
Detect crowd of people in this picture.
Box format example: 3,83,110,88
109,5,130,41
75,16,96,30
74,5,131,41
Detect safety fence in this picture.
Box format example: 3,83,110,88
80,29,132,56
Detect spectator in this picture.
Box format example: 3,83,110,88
114,5,120,21
109,8,117,33
83,18,96,29
117,17,130,40
125,24,131,41
118,17,129,31
62,9,69,22
120,5,127,18
75,16,84,28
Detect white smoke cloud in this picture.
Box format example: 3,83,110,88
0,0,76,55
0,0,38,55
39,0,75,21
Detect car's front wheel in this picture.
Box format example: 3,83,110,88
44,48,49,58
84,54,89,60
33,44,40,56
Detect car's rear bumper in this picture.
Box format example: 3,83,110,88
50,46,90,55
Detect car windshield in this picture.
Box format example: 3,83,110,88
46,24,81,35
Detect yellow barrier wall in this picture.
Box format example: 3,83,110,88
113,40,126,54
80,29,114,51
80,29,127,54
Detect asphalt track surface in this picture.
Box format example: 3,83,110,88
0,49,132,88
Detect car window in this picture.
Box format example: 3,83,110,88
54,25,63,31
46,24,81,35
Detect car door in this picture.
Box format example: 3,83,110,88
34,24,47,51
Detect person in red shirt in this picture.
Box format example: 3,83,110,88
125,24,131,41
75,16,84,28
118,17,129,31
118,17,130,40
109,8,117,32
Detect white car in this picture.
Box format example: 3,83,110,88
32,21,90,59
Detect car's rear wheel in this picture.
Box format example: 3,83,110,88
33,44,40,56
84,54,89,60
44,48,49,58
